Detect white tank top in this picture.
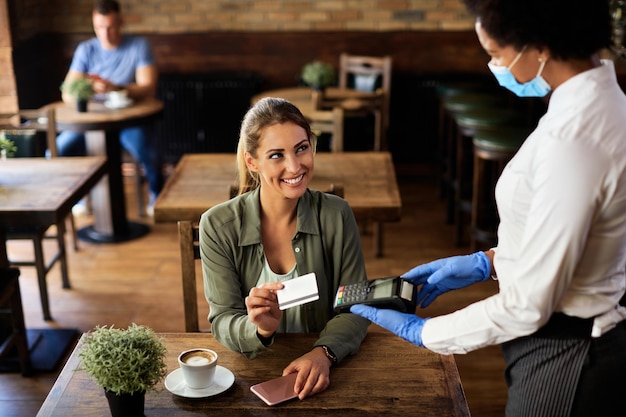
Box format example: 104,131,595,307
257,256,306,333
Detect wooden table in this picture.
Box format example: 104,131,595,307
153,152,401,256
0,157,106,267
0,157,106,323
45,98,164,243
252,86,385,151
37,332,470,416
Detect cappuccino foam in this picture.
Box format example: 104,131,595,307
181,350,215,366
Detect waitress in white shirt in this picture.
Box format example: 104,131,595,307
351,1,626,416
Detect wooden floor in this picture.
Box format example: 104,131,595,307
0,169,507,416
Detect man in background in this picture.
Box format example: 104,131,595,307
58,0,163,211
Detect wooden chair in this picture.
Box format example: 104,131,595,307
310,90,345,152
2,107,76,320
178,184,239,332
178,219,206,333
121,149,148,217
338,53,392,150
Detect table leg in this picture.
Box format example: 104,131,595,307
77,130,149,243
0,268,33,376
0,229,8,268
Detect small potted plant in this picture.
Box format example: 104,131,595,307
79,323,167,417
301,60,335,91
61,78,95,112
0,134,17,159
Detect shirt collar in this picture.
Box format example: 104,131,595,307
548,59,617,114
238,188,320,247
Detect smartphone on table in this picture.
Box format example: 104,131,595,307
250,373,298,406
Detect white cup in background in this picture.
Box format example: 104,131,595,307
108,89,129,106
177,348,218,389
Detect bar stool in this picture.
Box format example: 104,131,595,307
436,82,496,199
441,93,507,222
471,128,530,251
452,107,526,246
0,268,33,376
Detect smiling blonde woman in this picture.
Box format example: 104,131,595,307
200,97,370,400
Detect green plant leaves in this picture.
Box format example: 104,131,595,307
78,323,167,395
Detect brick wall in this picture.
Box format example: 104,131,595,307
0,0,16,114
13,0,474,39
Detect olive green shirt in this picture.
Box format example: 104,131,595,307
200,188,370,361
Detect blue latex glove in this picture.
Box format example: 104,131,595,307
403,251,491,308
350,304,427,347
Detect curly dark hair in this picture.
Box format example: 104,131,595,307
93,0,120,15
462,0,612,60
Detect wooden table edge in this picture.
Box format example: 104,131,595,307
441,354,472,417
36,335,85,417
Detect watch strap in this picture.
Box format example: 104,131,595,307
320,345,337,365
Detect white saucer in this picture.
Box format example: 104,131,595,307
104,99,133,109
164,365,235,399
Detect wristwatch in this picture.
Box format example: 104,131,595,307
320,345,337,365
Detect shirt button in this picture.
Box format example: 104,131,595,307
295,247,301,253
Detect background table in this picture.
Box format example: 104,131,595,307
37,332,469,416
153,152,402,256
0,157,106,268
47,98,163,243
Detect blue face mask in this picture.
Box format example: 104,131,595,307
488,48,551,97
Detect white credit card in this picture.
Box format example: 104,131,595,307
277,272,319,310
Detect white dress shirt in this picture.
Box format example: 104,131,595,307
423,60,626,354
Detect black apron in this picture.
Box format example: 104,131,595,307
502,313,626,417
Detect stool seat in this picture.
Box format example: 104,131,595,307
454,108,524,131
473,128,530,153
436,81,494,98
443,93,505,113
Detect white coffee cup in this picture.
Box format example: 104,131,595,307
108,89,129,106
178,348,218,389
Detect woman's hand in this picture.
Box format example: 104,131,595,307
245,282,284,337
282,347,331,399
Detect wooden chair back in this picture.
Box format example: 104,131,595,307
327,183,344,198
12,107,58,156
310,90,345,152
178,219,206,333
338,53,392,150
339,53,392,95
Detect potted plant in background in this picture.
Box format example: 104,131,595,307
0,134,17,159
61,78,95,112
301,60,335,91
79,323,167,417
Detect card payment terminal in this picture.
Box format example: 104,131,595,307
333,276,417,313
